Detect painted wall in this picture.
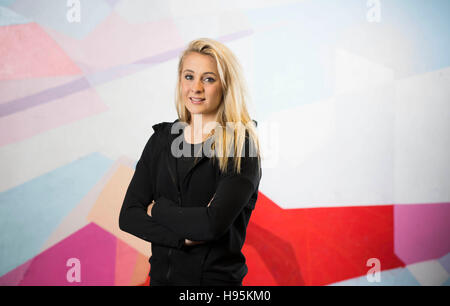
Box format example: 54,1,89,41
0,0,449,286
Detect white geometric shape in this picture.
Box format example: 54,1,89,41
114,0,171,24
259,81,397,209
407,260,449,286
335,48,394,95
268,97,336,170
394,66,450,204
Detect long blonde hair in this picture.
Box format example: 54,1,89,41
174,38,261,174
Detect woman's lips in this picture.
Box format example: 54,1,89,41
190,97,205,104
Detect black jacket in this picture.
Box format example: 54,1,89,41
119,118,262,285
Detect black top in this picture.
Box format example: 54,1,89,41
176,133,204,190
119,119,261,285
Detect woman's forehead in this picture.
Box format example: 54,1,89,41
182,52,218,72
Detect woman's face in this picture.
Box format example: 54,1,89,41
180,52,223,122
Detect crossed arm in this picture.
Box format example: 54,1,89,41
121,166,255,246
146,194,214,246
149,173,256,242
119,134,186,249
120,163,257,247
119,134,259,248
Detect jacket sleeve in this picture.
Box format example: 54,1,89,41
151,153,261,242
118,132,185,249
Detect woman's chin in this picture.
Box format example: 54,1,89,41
186,106,206,115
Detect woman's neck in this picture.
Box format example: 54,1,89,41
186,113,217,144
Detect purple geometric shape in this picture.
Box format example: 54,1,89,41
439,253,450,274
105,0,120,8
394,202,450,265
0,77,90,118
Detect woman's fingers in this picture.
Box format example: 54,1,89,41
207,193,216,207
147,200,155,216
185,239,205,246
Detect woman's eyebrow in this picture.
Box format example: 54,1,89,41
183,69,217,76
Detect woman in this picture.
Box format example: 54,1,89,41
119,38,262,286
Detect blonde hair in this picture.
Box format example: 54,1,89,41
174,38,261,174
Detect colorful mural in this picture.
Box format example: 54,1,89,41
1,0,449,286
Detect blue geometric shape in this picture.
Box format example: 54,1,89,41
244,0,450,120
0,153,113,276
0,5,31,26
382,0,450,77
243,0,366,120
0,0,16,7
438,253,450,274
9,0,112,39
329,267,421,286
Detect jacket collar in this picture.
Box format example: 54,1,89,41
164,118,258,191
165,119,183,190
165,118,209,191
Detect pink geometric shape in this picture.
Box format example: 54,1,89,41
114,238,139,286
43,12,184,71
394,202,450,265
0,23,81,80
18,223,116,286
0,87,108,146
0,260,32,286
0,76,80,105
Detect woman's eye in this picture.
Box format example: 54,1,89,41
184,75,214,83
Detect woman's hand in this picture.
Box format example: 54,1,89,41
147,200,155,217
207,193,215,207
184,239,205,246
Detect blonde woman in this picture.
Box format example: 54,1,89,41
119,38,262,286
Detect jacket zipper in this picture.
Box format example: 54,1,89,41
164,137,206,283
166,151,179,283
167,155,182,206
166,248,172,281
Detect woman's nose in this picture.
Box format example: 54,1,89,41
192,79,203,92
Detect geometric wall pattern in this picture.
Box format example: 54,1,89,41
1,0,449,285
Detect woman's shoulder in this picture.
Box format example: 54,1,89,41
147,120,176,150
151,118,179,133
149,119,185,152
